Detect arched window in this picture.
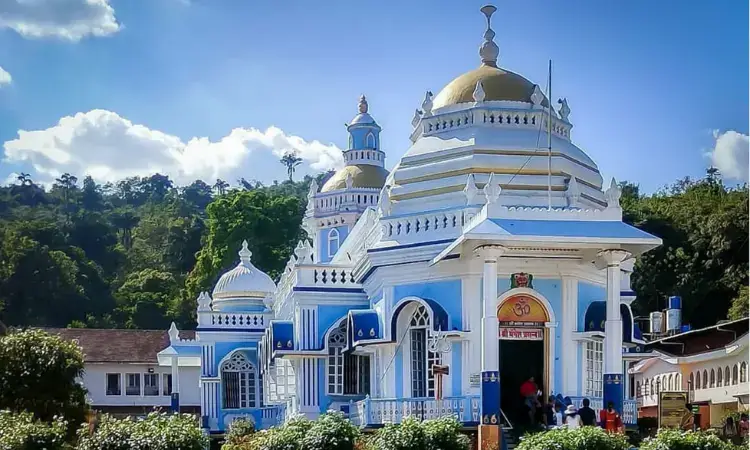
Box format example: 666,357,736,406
717,366,723,387
221,352,259,409
636,381,642,397
366,133,375,149
650,378,655,396
702,370,708,389
710,369,715,388
326,322,371,396
409,304,440,398
668,374,674,390
696,371,701,390
677,374,682,390
741,362,747,383
733,364,739,385
348,135,354,149
725,366,731,385
689,372,694,391
328,228,340,257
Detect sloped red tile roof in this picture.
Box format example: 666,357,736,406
41,328,195,364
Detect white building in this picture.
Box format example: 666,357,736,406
632,318,749,428
46,327,201,417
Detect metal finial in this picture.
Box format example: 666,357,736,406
358,95,368,114
479,5,499,67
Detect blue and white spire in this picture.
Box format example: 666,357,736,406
344,95,384,167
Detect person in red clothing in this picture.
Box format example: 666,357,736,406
599,401,623,433
520,377,540,426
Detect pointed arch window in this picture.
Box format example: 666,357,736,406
709,369,715,388
668,374,674,390
695,372,701,390
349,135,354,149
408,304,441,398
733,364,740,385
689,372,694,391
741,362,747,383
326,322,370,396
725,366,731,385
328,228,340,257
717,366,723,387
702,370,708,389
366,133,375,149
221,352,259,409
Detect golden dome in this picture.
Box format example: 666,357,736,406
320,164,389,193
431,64,548,110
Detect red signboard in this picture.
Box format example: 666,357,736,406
499,327,544,341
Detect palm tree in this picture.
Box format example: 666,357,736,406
16,172,32,187
213,179,229,196
280,152,303,181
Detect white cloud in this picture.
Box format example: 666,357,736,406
3,109,345,185
707,130,749,181
0,66,10,86
0,0,120,41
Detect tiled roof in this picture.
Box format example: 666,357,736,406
41,328,195,364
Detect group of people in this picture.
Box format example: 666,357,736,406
519,377,623,432
723,414,749,443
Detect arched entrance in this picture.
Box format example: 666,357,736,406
497,291,551,427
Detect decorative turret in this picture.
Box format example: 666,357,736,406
210,240,276,312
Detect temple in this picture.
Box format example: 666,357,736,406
160,4,663,443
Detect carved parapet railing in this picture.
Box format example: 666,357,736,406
380,210,465,240
569,396,637,425
314,188,381,216
197,311,273,330
350,395,481,428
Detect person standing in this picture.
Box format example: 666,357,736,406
599,401,623,433
578,398,596,426
739,413,749,438
520,376,539,426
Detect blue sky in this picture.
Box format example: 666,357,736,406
0,0,747,192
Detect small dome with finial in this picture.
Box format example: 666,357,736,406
350,94,375,125
211,240,276,310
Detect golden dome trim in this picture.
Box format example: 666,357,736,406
320,165,390,193
432,64,548,110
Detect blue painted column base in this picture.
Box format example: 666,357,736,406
170,392,180,413
603,373,623,414
479,371,503,450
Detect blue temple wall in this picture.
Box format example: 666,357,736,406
318,225,349,263
392,279,463,331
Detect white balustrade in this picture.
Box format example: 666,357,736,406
419,107,571,141
350,396,480,427
380,211,465,240
202,312,273,329
315,189,381,214
569,396,637,425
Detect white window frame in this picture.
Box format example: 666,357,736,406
366,132,375,149
267,359,296,404
144,373,159,396
327,228,340,257
221,352,259,409
583,340,603,398
327,324,346,395
126,373,141,396
408,304,440,398
106,373,121,396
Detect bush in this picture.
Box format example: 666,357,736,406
372,416,427,450
224,418,255,447
421,416,470,450
640,428,745,450
0,330,88,437
0,410,69,450
516,426,630,450
224,415,312,450
76,411,208,450
301,412,360,450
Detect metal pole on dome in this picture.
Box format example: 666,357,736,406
547,59,553,211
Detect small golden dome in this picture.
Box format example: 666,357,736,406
432,64,548,110
320,165,389,193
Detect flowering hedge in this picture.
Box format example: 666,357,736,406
515,426,630,450
368,416,469,450
640,428,746,450
76,411,208,450
223,413,361,450
0,410,69,450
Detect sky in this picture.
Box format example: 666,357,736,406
0,0,748,192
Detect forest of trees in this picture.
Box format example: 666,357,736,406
0,169,746,331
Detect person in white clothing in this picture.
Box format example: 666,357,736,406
563,405,583,429
554,403,563,428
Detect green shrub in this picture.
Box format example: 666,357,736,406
226,415,312,450
371,416,427,450
640,428,744,450
0,410,69,450
421,416,469,450
76,411,207,450
224,418,255,447
301,412,359,450
516,426,630,450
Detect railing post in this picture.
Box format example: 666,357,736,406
364,395,371,426
349,399,354,424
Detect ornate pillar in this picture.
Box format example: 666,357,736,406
476,244,503,450
598,249,630,415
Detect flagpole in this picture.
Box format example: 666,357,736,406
547,59,553,211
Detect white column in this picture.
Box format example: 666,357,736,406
561,277,578,395
481,254,499,371
599,250,629,373
171,356,180,394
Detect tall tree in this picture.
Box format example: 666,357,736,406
280,152,303,181
213,179,229,196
